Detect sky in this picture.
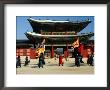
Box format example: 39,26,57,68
16,16,94,40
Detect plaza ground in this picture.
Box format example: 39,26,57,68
16,57,94,74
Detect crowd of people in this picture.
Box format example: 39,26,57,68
73,47,94,67
16,56,30,68
16,51,94,68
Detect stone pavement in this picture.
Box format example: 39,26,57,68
16,57,94,74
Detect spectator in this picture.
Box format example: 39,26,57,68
59,54,64,66
38,53,45,68
24,56,30,66
87,54,94,66
16,55,21,68
75,54,81,67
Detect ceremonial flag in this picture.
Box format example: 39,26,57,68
39,39,45,48
72,38,79,48
36,48,45,56
36,39,45,57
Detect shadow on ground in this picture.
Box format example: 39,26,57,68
46,64,59,66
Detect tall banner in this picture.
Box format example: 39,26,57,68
36,39,45,57
72,38,79,48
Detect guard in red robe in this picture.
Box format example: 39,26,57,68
59,55,63,66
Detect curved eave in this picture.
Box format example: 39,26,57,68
25,32,94,44
28,18,91,33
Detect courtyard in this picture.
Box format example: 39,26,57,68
16,57,94,74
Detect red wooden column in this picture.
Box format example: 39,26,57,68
66,43,69,57
78,43,84,56
64,50,67,58
30,48,36,59
80,44,84,56
51,45,54,58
